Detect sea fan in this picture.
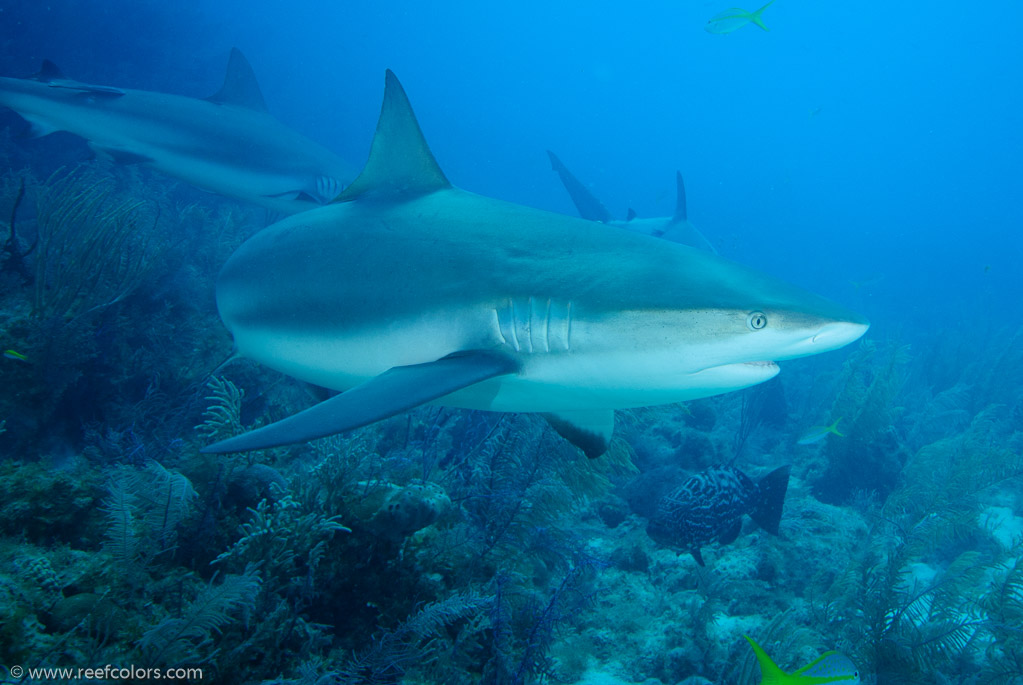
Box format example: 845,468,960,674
102,474,139,568
336,590,491,684
977,555,1023,684
31,168,155,319
195,376,244,443
102,462,197,572
138,565,261,667
128,461,197,555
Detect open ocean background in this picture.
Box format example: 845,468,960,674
1,1,1022,683
5,0,1021,337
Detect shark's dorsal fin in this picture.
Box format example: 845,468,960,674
626,208,637,221
33,59,66,82
546,149,614,223
338,70,450,202
673,171,687,223
206,48,268,112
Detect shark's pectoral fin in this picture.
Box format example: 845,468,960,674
263,176,344,205
337,70,450,203
201,349,519,454
51,83,125,97
626,207,637,221
89,144,154,165
18,115,60,139
262,189,318,204
542,409,614,458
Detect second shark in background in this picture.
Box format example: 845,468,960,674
547,150,718,253
0,49,356,215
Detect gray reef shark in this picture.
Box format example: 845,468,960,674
202,71,868,457
547,150,718,253
0,49,356,215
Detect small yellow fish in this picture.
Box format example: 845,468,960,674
797,417,844,445
745,635,861,683
3,349,28,362
706,0,775,34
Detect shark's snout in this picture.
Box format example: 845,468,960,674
766,310,870,362
810,320,870,349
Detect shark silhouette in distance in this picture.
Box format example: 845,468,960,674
0,49,356,215
547,150,718,253
201,70,869,458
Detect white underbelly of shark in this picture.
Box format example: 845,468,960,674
230,304,783,414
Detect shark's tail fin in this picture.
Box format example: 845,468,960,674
750,465,790,535
750,0,775,31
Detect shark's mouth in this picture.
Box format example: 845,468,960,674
737,360,781,377
692,360,780,377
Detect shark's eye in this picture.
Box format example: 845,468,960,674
747,311,768,330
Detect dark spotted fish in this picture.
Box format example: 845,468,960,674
646,465,790,566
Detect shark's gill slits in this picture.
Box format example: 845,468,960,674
496,298,572,353
518,298,533,353
316,175,343,203
541,298,552,353
503,299,520,351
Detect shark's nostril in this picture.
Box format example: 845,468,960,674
812,322,869,347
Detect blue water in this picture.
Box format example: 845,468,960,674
10,0,1021,327
2,1,1022,682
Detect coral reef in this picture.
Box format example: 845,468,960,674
2,136,1022,685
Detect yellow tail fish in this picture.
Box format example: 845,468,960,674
745,635,861,683
797,417,844,445
706,1,775,34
